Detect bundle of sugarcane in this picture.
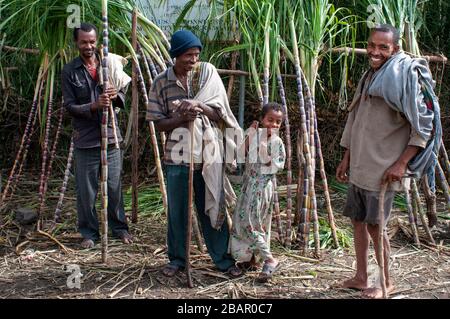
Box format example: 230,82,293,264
1,56,48,209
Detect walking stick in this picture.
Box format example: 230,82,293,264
186,120,195,288
377,182,388,299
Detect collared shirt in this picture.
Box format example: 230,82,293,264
340,70,428,192
61,55,126,149
146,66,196,165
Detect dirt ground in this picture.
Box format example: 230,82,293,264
0,181,449,299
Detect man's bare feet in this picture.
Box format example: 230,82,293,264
81,238,95,249
362,284,395,299
341,277,368,290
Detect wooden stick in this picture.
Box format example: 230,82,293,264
331,47,448,63
131,9,139,224
404,186,420,246
186,121,195,288
411,179,435,245
1,45,40,55
377,183,388,299
100,0,110,263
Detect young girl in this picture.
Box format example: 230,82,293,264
229,102,286,282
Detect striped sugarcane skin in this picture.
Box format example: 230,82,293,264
138,44,154,89
288,19,315,252
40,103,65,216
276,70,293,248
133,55,168,215
411,179,436,245
1,65,44,206
38,70,55,217
1,99,38,205
54,137,74,222
9,70,48,203
404,187,421,246
312,109,339,248
100,0,110,263
314,120,339,247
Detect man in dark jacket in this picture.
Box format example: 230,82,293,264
61,22,132,249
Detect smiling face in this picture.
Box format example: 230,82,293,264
261,109,284,136
366,30,399,70
174,47,200,74
75,29,97,60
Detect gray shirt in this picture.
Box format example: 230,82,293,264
61,55,126,149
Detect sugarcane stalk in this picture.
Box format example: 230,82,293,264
140,46,167,156
99,47,119,150
294,130,305,228
262,31,270,105
404,186,420,246
422,175,437,228
305,77,320,256
131,9,139,224
276,66,293,248
377,183,388,299
1,64,43,207
186,120,195,288
439,141,450,183
42,103,65,210
38,65,55,221
302,71,339,248
54,137,74,222
411,179,435,245
271,176,284,244
286,17,316,254
132,51,168,216
191,209,204,253
9,65,48,202
436,161,450,212
138,43,153,90
100,0,110,263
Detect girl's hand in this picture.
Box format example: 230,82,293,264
250,121,259,130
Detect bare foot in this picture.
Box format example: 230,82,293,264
341,277,368,290
119,232,133,244
81,239,95,249
363,284,395,299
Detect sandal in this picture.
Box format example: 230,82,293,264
257,262,280,282
226,265,243,278
162,264,183,277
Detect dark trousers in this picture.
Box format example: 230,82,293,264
74,147,129,241
166,165,235,271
